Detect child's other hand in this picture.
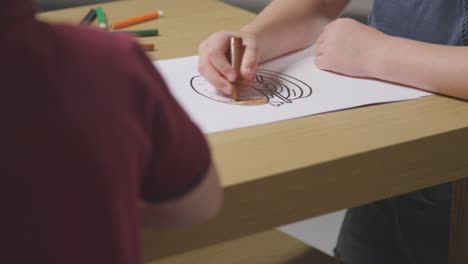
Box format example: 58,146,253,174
198,31,259,96
314,18,388,78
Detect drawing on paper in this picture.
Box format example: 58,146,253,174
190,69,313,106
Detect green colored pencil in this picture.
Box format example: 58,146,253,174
95,6,107,30
119,28,159,37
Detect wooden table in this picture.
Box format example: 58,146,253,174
39,0,468,263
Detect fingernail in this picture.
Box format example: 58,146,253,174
244,69,254,80
226,72,236,82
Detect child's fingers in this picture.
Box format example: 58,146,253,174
199,33,237,82
197,31,260,96
210,52,237,82
314,34,325,56
198,58,234,95
316,32,326,46
240,36,259,81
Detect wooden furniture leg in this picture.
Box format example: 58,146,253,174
449,177,468,264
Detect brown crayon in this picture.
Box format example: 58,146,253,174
229,36,243,101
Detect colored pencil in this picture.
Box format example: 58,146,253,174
80,9,97,24
117,28,159,37
111,10,164,30
95,6,108,30
230,37,243,101
140,43,156,51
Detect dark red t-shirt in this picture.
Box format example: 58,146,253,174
1,1,210,263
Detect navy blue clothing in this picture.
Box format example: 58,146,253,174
334,1,460,264
369,0,466,45
335,187,451,264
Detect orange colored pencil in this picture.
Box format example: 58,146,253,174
140,43,156,52
111,10,164,30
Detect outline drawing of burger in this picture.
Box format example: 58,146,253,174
190,69,313,107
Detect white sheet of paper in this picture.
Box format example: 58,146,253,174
154,46,431,134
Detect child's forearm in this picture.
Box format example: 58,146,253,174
241,0,349,63
373,37,468,100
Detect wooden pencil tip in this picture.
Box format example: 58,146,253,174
231,84,240,101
